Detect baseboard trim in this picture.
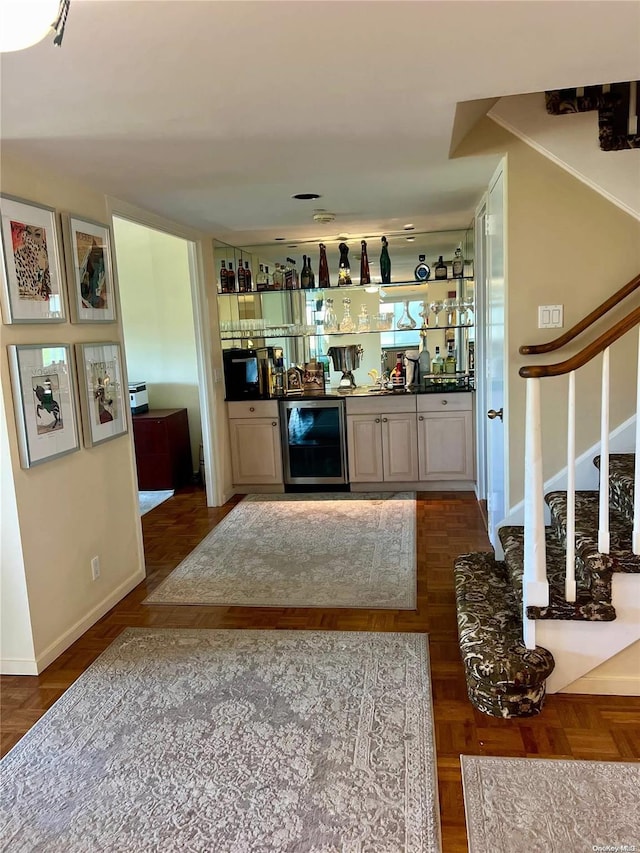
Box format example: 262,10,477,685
12,571,146,676
561,674,640,696
0,658,39,675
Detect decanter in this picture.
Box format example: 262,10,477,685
338,242,352,286
324,298,338,333
397,300,417,330
418,301,430,330
357,304,371,332
339,297,355,333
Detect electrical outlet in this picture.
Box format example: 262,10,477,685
91,556,100,581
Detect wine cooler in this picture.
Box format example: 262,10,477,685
279,399,347,485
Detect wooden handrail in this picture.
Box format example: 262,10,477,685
519,273,640,356
519,305,640,378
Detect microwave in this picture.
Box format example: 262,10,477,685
223,348,261,400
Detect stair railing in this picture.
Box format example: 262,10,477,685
518,291,640,649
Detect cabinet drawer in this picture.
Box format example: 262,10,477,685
345,395,416,416
417,392,473,413
228,400,280,419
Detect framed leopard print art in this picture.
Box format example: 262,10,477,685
0,195,67,324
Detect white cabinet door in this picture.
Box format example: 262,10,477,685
346,415,384,482
381,413,418,482
229,418,283,485
417,410,474,480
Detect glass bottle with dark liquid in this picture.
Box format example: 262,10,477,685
226,261,236,292
360,239,371,286
338,242,352,286
380,236,391,284
318,243,331,287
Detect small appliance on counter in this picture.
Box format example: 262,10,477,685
327,344,364,389
223,348,260,400
128,381,149,414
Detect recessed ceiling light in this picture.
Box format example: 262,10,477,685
406,236,416,242
292,193,322,200
288,244,298,248
274,237,286,241
403,224,415,231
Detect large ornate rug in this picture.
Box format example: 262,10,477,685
1,628,441,852
461,754,640,852
144,492,416,608
138,489,174,516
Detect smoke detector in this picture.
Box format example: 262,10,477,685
312,209,336,224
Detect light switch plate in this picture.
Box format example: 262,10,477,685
538,304,564,329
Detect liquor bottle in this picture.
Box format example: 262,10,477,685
414,254,430,282
431,346,444,375
307,256,315,288
256,263,268,292
445,341,457,375
291,259,300,289
284,258,294,290
419,333,431,382
219,260,228,293
360,240,371,286
237,259,246,292
339,297,355,332
380,236,391,284
300,255,313,289
338,242,352,286
272,263,284,291
264,265,272,290
452,247,464,278
226,261,236,292
244,260,252,291
434,255,448,280
391,352,406,388
319,243,331,287
467,340,475,378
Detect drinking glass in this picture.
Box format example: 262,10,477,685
443,297,457,327
429,300,443,327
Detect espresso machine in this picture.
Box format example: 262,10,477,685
327,345,364,389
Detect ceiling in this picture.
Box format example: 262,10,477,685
1,1,639,248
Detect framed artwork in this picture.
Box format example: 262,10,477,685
8,344,80,468
0,195,66,324
75,342,128,447
61,214,116,323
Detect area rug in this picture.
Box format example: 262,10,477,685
138,489,174,516
144,492,416,608
461,754,640,853
0,628,441,852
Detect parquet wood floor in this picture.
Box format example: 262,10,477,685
2,486,639,852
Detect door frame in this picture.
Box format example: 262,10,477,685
105,196,221,508
474,192,488,503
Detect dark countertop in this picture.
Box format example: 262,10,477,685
227,383,475,402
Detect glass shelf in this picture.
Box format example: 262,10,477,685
217,276,474,297
220,323,473,341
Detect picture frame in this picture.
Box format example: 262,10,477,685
8,344,80,468
61,214,116,323
75,342,128,447
0,195,66,324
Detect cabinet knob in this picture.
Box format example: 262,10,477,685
272,421,277,426
250,406,255,412
441,399,448,406
382,417,388,422
418,415,424,421
375,418,381,423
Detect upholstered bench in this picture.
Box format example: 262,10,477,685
453,552,555,718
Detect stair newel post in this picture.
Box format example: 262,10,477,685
565,370,577,602
598,347,611,554
523,377,549,649
633,327,640,555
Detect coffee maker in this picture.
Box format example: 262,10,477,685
222,348,260,399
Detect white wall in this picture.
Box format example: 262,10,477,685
113,218,202,473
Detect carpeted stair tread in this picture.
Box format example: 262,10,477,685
498,525,616,621
594,453,635,523
454,552,555,718
546,490,640,576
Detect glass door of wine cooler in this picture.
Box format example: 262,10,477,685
279,399,347,485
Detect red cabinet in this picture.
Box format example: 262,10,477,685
132,408,192,490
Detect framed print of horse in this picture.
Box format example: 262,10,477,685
75,342,128,447
8,344,80,468
0,196,67,324
61,215,116,323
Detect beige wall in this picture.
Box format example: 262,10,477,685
456,118,640,506
114,218,202,473
0,154,144,672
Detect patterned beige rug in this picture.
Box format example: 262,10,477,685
461,754,640,853
144,492,416,608
1,628,441,852
138,489,174,516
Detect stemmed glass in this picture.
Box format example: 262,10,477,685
443,297,457,327
418,301,430,330
429,299,443,327
457,297,469,327
462,295,474,325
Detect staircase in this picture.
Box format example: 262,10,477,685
455,453,640,718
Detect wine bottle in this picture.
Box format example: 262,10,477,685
360,240,371,286
227,261,236,292
307,255,315,288
219,260,229,293
244,260,252,291
419,337,431,381
452,247,464,278
414,254,430,282
237,259,246,292
380,236,391,284
318,243,331,287
300,255,312,289
434,255,447,280
445,341,457,375
338,242,352,286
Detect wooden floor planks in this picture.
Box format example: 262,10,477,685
1,486,638,851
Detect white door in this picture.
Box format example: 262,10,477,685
485,160,507,549
346,415,384,482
